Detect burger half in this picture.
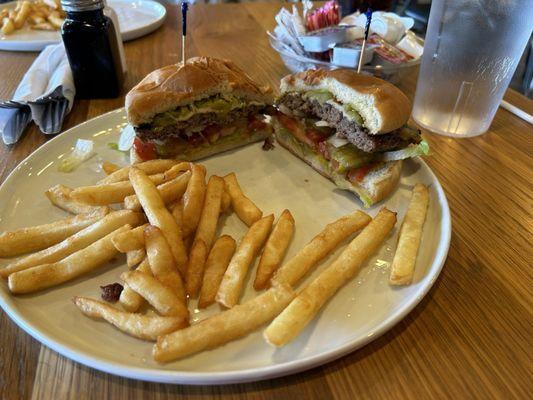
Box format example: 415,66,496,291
125,57,274,163
273,69,428,207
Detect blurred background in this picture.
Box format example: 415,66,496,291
1,0,530,97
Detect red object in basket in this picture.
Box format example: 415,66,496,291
306,1,340,32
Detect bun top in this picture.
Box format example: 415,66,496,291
126,57,273,126
280,69,411,134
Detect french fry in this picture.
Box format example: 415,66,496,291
8,225,131,294
185,239,208,298
273,211,372,287
198,235,236,309
28,14,44,25
111,223,147,253
153,281,295,362
99,159,187,184
253,210,295,290
102,161,120,175
186,175,225,296
216,215,274,308
145,225,186,302
119,258,150,312
14,1,30,29
2,18,16,35
124,170,191,211
264,209,397,347
126,248,145,268
223,173,262,226
73,297,187,341
121,270,189,319
45,184,103,214
0,207,108,258
220,187,231,213
70,167,181,206
129,167,188,275
31,22,55,31
43,0,59,9
389,184,429,285
0,210,144,278
47,14,63,29
181,164,206,238
171,201,183,227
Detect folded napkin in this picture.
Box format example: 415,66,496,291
0,43,75,145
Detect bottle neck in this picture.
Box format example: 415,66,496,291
65,8,106,22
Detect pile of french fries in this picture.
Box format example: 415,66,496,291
1,0,64,35
0,157,429,363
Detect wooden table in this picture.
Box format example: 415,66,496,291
1,3,532,399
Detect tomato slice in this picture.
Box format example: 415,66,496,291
306,128,329,144
277,114,314,147
248,116,267,132
133,137,157,161
347,165,372,183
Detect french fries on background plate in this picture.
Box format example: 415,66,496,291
0,154,429,364
1,0,65,36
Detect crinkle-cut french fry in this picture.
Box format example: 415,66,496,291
99,160,188,184
264,209,396,347
73,297,187,341
121,270,189,319
129,167,188,275
8,225,131,294
198,235,236,309
253,209,295,290
124,170,191,211
223,172,262,226
273,211,372,287
389,184,429,286
216,214,274,308
0,207,108,258
181,164,206,238
0,210,144,278
45,184,103,214
153,281,295,362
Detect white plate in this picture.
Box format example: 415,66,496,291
0,109,451,384
0,0,166,51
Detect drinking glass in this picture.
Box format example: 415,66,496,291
412,0,533,137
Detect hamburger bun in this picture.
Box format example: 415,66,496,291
280,69,411,135
273,121,402,206
126,57,273,126
130,128,271,164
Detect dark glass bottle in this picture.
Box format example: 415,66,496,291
61,0,124,99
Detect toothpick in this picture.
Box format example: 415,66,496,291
181,1,189,66
357,8,373,73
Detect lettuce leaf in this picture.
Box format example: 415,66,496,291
380,140,429,162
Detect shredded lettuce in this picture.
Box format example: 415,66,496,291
107,142,119,150
58,139,95,172
380,140,429,162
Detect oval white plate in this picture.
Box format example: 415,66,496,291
0,109,451,384
0,0,166,51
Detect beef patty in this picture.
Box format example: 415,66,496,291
278,93,420,153
136,105,272,142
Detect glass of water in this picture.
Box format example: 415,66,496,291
412,0,533,137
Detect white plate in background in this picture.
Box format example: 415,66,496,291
0,0,166,51
0,108,451,384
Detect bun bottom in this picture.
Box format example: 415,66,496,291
274,125,402,207
130,128,271,164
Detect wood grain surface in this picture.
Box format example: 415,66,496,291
1,3,532,399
